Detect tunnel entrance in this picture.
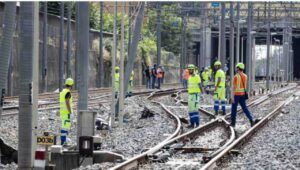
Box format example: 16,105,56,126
292,37,300,79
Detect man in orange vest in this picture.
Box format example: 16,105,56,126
182,67,190,89
230,63,258,127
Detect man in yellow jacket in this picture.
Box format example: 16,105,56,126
187,64,203,128
214,61,226,115
59,78,74,145
126,71,134,97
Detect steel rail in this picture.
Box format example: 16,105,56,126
111,90,182,170
110,84,296,170
200,94,296,170
3,83,181,101
1,88,179,116
0,90,169,117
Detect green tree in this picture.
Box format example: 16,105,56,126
147,4,183,55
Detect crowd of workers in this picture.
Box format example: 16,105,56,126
58,61,258,145
143,64,165,89
184,61,259,128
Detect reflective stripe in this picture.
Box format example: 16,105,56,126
234,73,247,95
190,115,199,118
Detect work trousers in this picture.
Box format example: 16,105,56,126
188,93,200,126
230,95,253,127
146,77,151,89
214,86,226,114
151,76,156,89
183,79,188,89
157,78,162,89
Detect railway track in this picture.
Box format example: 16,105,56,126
201,85,298,170
1,84,182,117
110,83,297,170
2,83,181,102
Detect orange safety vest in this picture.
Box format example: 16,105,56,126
157,68,163,78
233,72,247,96
183,69,190,80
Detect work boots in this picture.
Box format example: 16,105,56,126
250,119,260,127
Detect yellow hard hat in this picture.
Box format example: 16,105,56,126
214,61,221,66
65,78,74,86
115,66,120,70
187,64,195,70
236,63,245,70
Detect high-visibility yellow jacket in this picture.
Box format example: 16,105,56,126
188,74,201,94
208,68,212,79
215,69,225,87
115,72,120,92
201,71,209,82
60,88,73,130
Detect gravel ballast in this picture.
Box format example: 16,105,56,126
220,97,300,169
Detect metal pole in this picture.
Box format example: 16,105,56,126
252,38,256,85
220,2,226,66
156,2,161,66
66,2,72,77
246,2,253,92
119,2,125,127
183,16,187,66
42,2,48,92
266,2,271,89
181,16,186,66
123,3,145,98
75,4,79,90
110,2,117,127
18,2,39,168
99,2,104,87
235,2,240,65
283,26,287,81
218,16,221,61
127,2,132,56
59,2,64,91
230,2,234,88
241,36,244,63
180,15,185,78
0,2,16,123
76,2,89,142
